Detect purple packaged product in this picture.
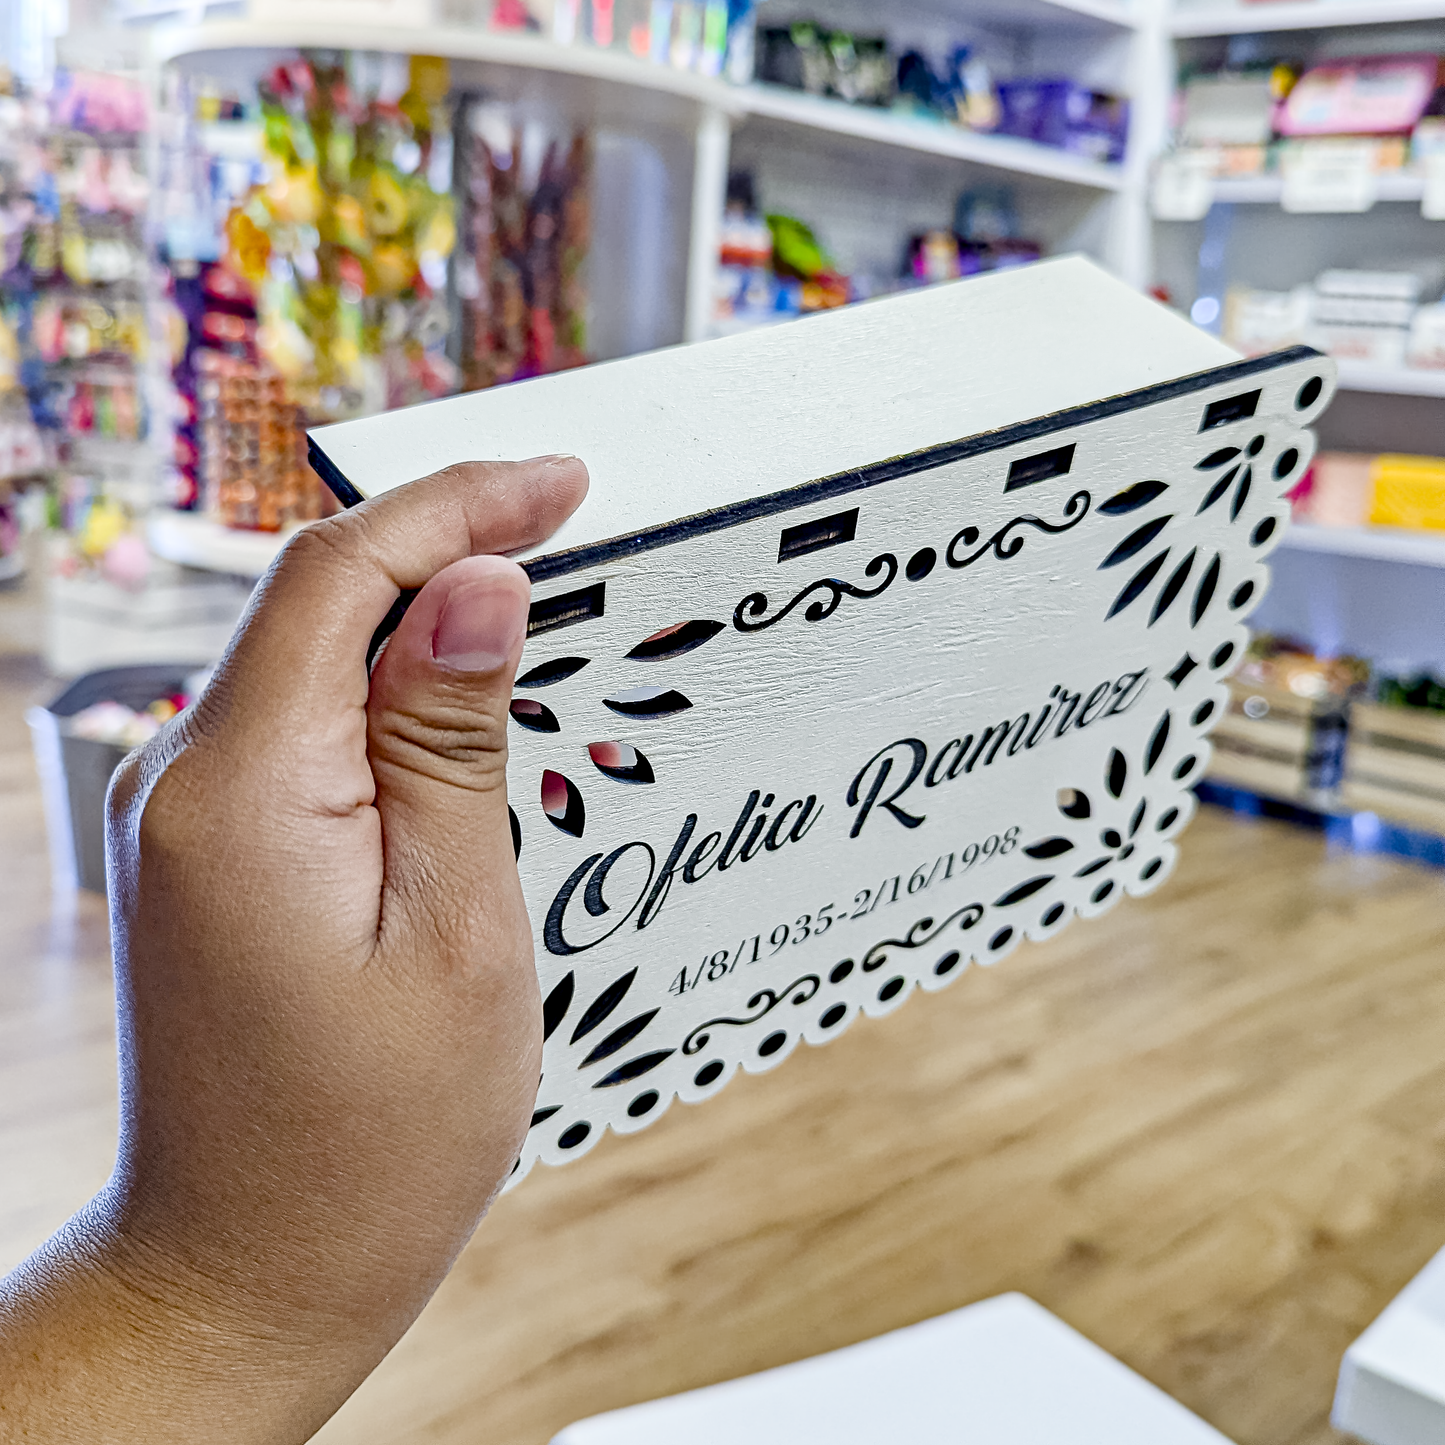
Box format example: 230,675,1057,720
997,77,1128,163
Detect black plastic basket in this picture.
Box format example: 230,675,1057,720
27,665,194,895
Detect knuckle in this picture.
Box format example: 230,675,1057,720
373,698,511,788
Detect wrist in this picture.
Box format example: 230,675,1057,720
0,1189,362,1445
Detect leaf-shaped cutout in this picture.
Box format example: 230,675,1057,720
1192,554,1222,627
1074,856,1112,877
542,769,585,837
1150,549,1196,626
516,656,590,689
1230,465,1253,521
1145,712,1171,775
1058,788,1091,820
570,968,637,1044
994,875,1055,908
542,971,575,1042
509,805,522,860
581,1008,660,1067
587,741,655,784
1197,446,1240,470
1107,549,1170,619
530,1105,561,1129
1197,466,1237,514
1098,480,1167,516
626,620,724,661
1129,798,1147,837
603,687,692,719
1107,747,1128,799
1024,836,1075,859
511,698,561,733
1100,515,1170,569
593,1049,675,1088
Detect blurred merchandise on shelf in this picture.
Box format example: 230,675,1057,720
996,78,1128,164
1224,266,1445,374
1344,688,1445,833
752,19,1123,161
1369,453,1445,531
1160,53,1445,200
437,0,757,82
67,692,189,748
1206,637,1363,801
1276,54,1438,139
1292,451,1445,534
222,52,460,421
1376,669,1445,714
712,171,1040,335
456,101,591,390
199,356,322,532
758,23,893,107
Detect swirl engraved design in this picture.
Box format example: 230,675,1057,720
946,490,1092,570
733,553,899,634
682,975,821,1055
861,903,986,973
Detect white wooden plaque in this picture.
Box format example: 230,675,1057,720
309,259,1337,1185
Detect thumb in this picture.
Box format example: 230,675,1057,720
365,552,532,969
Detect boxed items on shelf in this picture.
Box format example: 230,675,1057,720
1343,679,1445,834
1223,268,1445,374
1206,639,1363,802
1161,53,1445,199
1290,451,1445,534
996,78,1128,164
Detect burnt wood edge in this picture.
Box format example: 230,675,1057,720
307,345,1325,591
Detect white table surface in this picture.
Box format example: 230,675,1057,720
552,1293,1235,1445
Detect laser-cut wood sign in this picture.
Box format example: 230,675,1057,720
309,258,1337,1186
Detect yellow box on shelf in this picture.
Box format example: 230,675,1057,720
1370,453,1445,531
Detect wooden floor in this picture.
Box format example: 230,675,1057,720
2,561,1443,1445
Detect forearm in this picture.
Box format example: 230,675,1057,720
0,1190,363,1443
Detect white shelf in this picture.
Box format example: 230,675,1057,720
1280,522,1445,568
155,21,1126,191
147,509,292,579
741,86,1125,190
152,20,740,112
1173,1,1445,37
1208,172,1426,204
1335,361,1445,398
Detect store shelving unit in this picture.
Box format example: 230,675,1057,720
1153,0,1445,840
1280,522,1445,569
145,508,293,579
148,1,1165,348
1335,361,1445,398
1172,1,1445,37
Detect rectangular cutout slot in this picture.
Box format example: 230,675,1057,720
1006,444,1075,492
1201,390,1260,431
528,581,606,637
779,507,859,563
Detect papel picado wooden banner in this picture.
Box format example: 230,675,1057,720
309,256,1337,1184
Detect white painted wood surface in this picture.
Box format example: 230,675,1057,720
552,1294,1236,1445
1334,1246,1445,1445
311,257,1236,556
309,260,1335,1183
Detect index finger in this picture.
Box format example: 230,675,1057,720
202,456,589,737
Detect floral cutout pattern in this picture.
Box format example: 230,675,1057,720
499,356,1327,1183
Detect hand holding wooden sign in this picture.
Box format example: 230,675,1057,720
310,257,1336,1185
